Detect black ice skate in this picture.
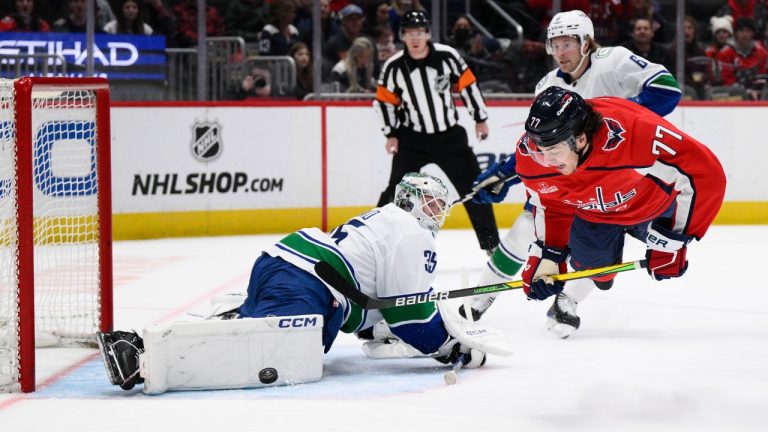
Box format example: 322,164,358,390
545,293,581,339
458,294,497,321
96,331,145,390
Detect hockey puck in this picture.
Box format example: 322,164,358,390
258,367,278,384
443,370,458,386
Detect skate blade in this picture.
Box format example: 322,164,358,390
95,332,122,386
545,319,576,340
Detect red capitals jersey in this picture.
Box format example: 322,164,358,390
516,97,726,249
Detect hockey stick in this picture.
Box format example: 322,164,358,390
450,174,520,206
314,259,647,310
443,354,466,386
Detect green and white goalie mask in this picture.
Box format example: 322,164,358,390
394,172,451,233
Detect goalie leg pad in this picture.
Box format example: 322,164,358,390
140,315,324,394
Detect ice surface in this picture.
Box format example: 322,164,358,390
1,227,766,432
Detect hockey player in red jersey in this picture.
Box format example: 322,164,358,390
503,86,725,328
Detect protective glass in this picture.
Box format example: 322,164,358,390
523,135,576,167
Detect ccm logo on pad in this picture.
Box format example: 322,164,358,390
278,317,319,328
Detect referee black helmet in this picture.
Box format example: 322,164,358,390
401,10,430,31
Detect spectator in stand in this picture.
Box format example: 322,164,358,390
295,0,339,48
0,0,51,32
330,36,376,93
288,42,313,100
679,15,709,100
447,15,506,85
171,0,224,48
621,0,670,44
363,0,391,36
104,0,153,35
227,66,273,100
706,15,735,58
142,0,175,39
53,0,105,33
716,0,766,37
223,0,269,44
706,15,734,87
623,17,674,72
257,0,300,56
323,4,365,65
717,17,768,99
584,0,625,45
373,25,398,62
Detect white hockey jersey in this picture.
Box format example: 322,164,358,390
264,204,449,354
534,46,681,116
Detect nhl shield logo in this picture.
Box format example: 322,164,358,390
191,121,222,162
434,74,450,93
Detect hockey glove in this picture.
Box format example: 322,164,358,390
471,156,521,204
645,222,691,281
434,338,486,368
522,243,568,301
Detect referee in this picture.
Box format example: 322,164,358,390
373,10,499,252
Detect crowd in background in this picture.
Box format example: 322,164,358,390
1,0,766,100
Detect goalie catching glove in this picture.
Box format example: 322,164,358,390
434,338,486,368
645,221,692,281
471,155,521,204
522,243,569,301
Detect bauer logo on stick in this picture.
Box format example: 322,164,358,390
191,121,223,162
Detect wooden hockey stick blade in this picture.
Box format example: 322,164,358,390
451,174,520,206
314,260,647,310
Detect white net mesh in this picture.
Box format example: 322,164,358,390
0,79,105,392
32,89,101,344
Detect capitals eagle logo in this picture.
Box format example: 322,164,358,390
602,118,626,151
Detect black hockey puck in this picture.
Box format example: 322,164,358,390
258,367,278,384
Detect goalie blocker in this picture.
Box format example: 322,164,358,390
97,315,323,394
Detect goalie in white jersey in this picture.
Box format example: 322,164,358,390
463,10,682,338
96,173,501,393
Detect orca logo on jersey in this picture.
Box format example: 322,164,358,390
602,118,626,151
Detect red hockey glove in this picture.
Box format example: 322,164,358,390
645,222,691,281
522,243,568,301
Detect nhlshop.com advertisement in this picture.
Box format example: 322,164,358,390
111,106,321,213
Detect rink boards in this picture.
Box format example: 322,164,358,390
108,101,768,239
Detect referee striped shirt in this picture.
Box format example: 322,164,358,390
373,42,488,137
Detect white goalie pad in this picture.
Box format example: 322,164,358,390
437,301,513,356
140,315,324,395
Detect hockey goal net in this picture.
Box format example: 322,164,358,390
0,77,112,393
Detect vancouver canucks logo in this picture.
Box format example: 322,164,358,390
602,118,626,151
191,121,222,162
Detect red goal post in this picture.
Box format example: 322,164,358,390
0,77,112,393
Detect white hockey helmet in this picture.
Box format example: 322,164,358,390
394,172,451,233
546,10,594,55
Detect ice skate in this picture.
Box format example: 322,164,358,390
545,293,580,339
96,331,145,390
459,294,496,321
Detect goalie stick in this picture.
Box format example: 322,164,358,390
314,260,647,310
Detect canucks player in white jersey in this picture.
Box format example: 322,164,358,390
463,10,682,338
97,173,498,392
